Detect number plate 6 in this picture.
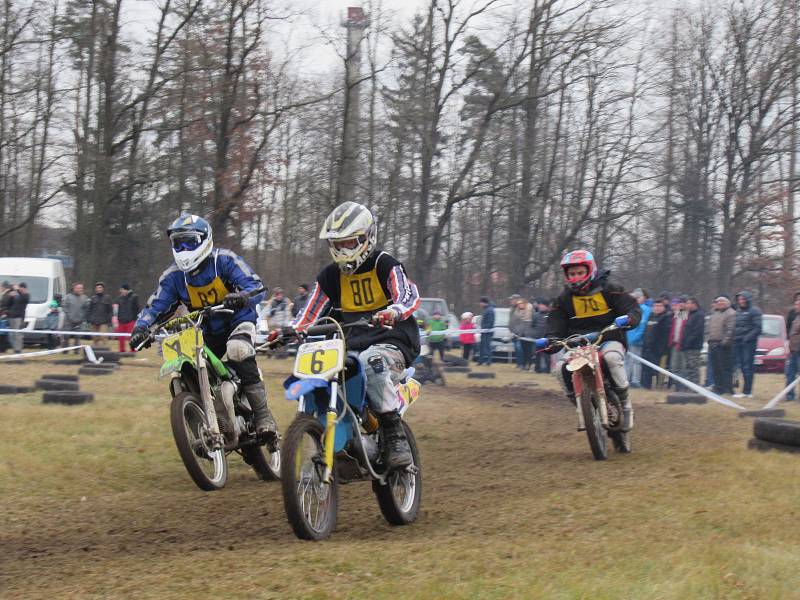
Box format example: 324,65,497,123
294,339,345,380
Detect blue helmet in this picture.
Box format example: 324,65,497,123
167,214,213,272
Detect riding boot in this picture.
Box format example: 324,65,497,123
378,410,412,470
567,392,585,432
243,384,279,450
616,386,633,432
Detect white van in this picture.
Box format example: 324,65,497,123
0,257,67,331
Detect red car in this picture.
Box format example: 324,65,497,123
754,314,788,373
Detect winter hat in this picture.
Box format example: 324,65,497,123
120,283,131,290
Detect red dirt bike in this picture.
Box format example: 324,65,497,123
536,317,631,460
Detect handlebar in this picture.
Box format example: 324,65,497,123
535,317,630,352
266,318,379,349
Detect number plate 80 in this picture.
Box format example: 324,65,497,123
294,339,346,381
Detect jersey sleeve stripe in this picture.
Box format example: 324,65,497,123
292,282,330,328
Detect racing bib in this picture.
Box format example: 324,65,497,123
572,292,611,318
340,269,389,313
186,277,230,309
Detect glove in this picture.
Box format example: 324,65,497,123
129,327,150,351
614,315,630,329
223,292,249,311
373,308,399,327
267,329,282,345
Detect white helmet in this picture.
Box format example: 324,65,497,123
319,202,377,273
167,214,213,272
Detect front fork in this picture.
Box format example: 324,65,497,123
571,349,610,429
322,380,339,484
196,342,223,450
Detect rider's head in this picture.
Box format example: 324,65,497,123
167,214,213,272
319,202,377,274
560,249,597,294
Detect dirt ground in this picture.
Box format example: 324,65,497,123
2,351,800,599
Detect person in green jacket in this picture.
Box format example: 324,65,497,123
427,311,448,361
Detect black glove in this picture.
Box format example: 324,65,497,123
129,326,151,351
223,292,249,311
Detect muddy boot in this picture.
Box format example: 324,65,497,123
244,384,278,451
567,392,585,432
616,387,633,432
378,410,412,471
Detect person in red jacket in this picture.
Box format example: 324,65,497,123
459,312,476,361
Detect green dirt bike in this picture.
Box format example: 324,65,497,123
270,318,422,541
136,289,280,490
536,316,632,461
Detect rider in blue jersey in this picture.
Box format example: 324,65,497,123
130,214,277,444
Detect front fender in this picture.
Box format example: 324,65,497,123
284,376,330,401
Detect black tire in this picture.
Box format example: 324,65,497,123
579,373,607,460
79,366,114,376
53,358,84,365
467,372,495,379
0,384,20,394
91,345,111,352
443,357,468,367
41,374,80,382
753,418,800,447
280,415,338,540
443,366,471,373
93,350,121,363
35,379,80,391
739,409,786,418
666,393,707,405
84,361,117,369
170,391,227,491
747,438,800,454
15,386,35,393
242,444,281,481
372,422,422,526
42,391,94,405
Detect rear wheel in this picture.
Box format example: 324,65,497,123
605,389,632,454
242,443,281,481
280,415,338,540
373,421,422,525
579,373,608,461
170,391,227,491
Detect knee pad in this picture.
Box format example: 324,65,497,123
226,322,256,362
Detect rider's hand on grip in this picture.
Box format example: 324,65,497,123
129,326,150,351
614,315,630,329
373,308,399,327
223,292,249,311
267,328,283,347
534,337,549,350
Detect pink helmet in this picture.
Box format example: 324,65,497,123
560,249,597,293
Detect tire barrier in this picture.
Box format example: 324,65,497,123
41,374,80,382
79,366,115,376
443,366,471,373
665,393,707,405
739,408,786,418
0,384,34,395
42,391,94,405
753,418,800,448
747,438,800,454
467,372,496,379
35,379,80,392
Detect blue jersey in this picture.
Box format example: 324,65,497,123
136,249,266,336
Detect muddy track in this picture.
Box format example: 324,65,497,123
0,381,748,596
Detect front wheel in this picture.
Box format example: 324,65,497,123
372,422,422,525
579,373,608,461
280,415,338,540
170,391,228,490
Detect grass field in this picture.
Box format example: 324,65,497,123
2,351,800,599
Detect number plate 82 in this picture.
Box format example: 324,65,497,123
293,339,345,380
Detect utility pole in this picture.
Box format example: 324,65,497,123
336,6,369,205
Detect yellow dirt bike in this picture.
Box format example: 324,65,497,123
270,318,422,540
136,289,280,490
536,316,632,460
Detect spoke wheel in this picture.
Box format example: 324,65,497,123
373,422,422,525
579,373,608,461
242,443,281,481
280,415,338,540
170,391,227,490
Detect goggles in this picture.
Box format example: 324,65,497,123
170,231,203,252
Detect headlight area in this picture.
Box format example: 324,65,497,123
766,347,786,357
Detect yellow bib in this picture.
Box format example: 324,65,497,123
187,277,230,310
340,269,389,312
572,292,610,318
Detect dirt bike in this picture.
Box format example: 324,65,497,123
136,289,280,490
536,316,632,461
270,318,422,541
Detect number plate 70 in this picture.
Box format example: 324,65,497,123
294,339,345,381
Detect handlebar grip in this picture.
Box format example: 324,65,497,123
247,287,266,298
534,337,549,349
614,315,630,328
305,323,340,336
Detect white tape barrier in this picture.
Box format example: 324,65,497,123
0,344,103,363
761,375,800,409
626,353,745,410
0,327,130,338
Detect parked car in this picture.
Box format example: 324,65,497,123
755,314,788,373
0,257,66,344
475,307,515,362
